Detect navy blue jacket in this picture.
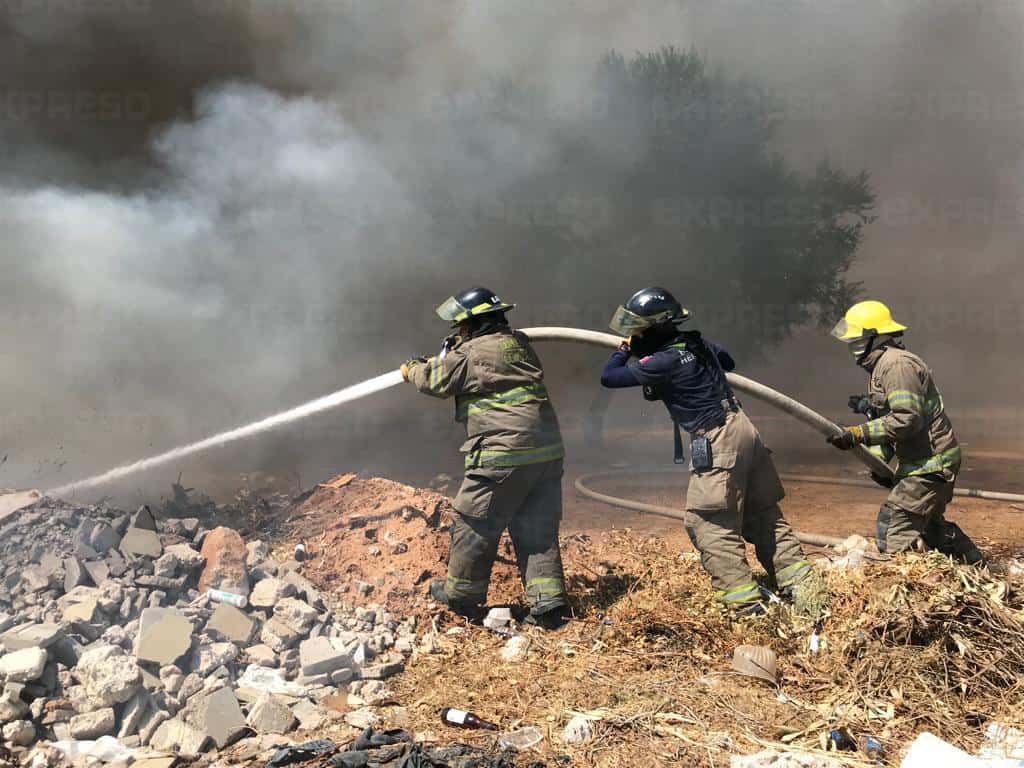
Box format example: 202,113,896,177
601,339,736,434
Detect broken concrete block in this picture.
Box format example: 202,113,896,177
89,522,121,554
106,550,128,578
1,719,35,746
359,654,405,680
153,552,180,578
246,540,270,566
75,644,142,706
69,706,116,738
0,685,29,723
130,505,158,531
181,686,246,749
260,618,302,653
150,717,209,756
299,636,352,677
0,622,65,651
137,607,193,665
120,527,163,559
197,527,250,595
245,644,278,668
249,577,297,608
342,706,381,731
274,597,319,634
64,556,89,592
0,614,14,635
0,647,47,682
282,571,324,608
118,689,153,738
246,692,296,734
84,559,111,585
164,543,204,570
190,642,238,677
205,603,255,644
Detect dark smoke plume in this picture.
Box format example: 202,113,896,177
2,1,1021,497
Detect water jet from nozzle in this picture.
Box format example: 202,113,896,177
47,370,405,497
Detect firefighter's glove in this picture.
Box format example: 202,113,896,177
848,394,873,416
826,425,864,451
869,472,895,489
400,358,425,382
617,337,633,356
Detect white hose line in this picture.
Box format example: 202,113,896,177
44,326,1024,508
519,327,893,478
572,470,853,548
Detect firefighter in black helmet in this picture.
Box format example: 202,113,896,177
400,287,570,628
600,287,817,615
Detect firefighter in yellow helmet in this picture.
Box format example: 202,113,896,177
400,287,570,629
827,300,983,563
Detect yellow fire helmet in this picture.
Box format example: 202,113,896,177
830,300,907,343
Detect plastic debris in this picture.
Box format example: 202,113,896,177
731,645,777,685
900,732,982,767
497,726,544,751
562,714,595,744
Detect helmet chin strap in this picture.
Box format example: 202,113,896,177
852,333,898,363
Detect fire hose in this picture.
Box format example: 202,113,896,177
518,328,1024,547
44,327,1024,525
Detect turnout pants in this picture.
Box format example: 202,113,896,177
878,470,981,562
445,459,567,615
683,410,810,607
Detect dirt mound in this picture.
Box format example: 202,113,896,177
284,473,532,614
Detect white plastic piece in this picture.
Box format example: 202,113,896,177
237,664,308,697
901,732,982,768
498,725,544,751
562,715,595,744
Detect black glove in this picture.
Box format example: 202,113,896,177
848,394,872,415
826,425,863,451
870,472,895,489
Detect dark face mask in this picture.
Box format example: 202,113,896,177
630,324,679,357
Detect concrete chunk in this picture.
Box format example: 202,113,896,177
64,556,89,592
249,577,296,608
181,686,246,749
89,522,121,554
246,692,296,734
260,618,302,653
150,717,209,756
299,636,352,677
130,505,158,531
84,559,111,585
274,597,318,634
0,647,47,682
69,707,116,739
76,644,142,706
1,622,65,651
137,608,193,665
205,603,255,644
197,527,250,595
120,527,163,559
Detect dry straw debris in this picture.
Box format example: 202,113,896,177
393,532,1024,767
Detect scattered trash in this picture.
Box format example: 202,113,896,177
859,735,885,761
827,728,856,751
980,723,1024,761
730,749,844,767
731,645,778,685
561,714,595,744
500,635,531,662
266,738,337,768
206,588,248,608
439,707,498,730
482,607,514,635
900,732,981,767
498,726,544,751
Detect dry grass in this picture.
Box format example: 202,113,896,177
391,532,1024,767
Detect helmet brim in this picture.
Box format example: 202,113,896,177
435,296,515,326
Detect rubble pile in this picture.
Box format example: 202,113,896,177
0,496,420,763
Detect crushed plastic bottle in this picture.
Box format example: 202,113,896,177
498,726,544,751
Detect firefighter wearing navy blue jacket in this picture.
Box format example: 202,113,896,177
601,287,812,614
